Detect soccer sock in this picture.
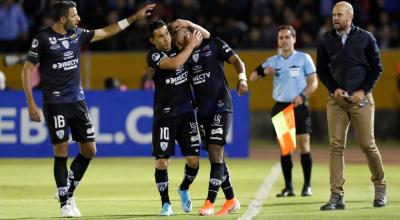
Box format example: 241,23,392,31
207,163,224,203
67,153,92,198
221,160,235,200
300,153,312,187
179,164,199,190
155,168,170,205
54,156,68,207
281,154,293,190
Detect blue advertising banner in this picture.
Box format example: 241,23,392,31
0,91,249,157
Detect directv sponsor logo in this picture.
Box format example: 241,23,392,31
52,58,79,70
192,72,210,85
165,71,188,86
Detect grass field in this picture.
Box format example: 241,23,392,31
0,151,399,219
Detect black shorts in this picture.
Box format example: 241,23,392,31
198,112,232,148
152,112,200,157
271,102,311,135
43,100,95,144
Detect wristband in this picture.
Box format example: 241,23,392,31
118,19,130,30
255,65,265,77
238,72,247,81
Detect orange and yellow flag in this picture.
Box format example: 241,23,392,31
271,104,296,156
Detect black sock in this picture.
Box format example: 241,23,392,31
67,153,92,198
300,153,312,187
155,168,170,205
179,164,199,190
221,161,234,200
207,163,224,203
281,154,293,190
54,156,68,207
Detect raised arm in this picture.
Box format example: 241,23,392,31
170,19,210,39
91,4,156,43
159,30,203,70
21,61,41,122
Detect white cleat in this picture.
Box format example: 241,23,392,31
60,204,74,218
68,197,81,217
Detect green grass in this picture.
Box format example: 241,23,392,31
0,157,399,219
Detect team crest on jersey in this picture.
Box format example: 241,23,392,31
152,53,160,61
56,130,64,139
62,40,70,49
31,39,39,48
49,37,57,45
192,53,199,62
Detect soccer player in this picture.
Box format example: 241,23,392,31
147,20,207,216
250,25,317,197
171,19,248,216
21,1,155,217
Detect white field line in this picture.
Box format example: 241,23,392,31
237,163,281,220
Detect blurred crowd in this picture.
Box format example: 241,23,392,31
0,0,399,52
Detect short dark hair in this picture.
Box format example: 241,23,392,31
148,20,167,38
51,1,77,22
277,25,296,38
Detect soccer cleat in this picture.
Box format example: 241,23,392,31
215,198,240,216
276,188,295,197
60,204,74,217
160,203,173,216
301,186,312,197
67,197,81,217
198,200,214,216
177,189,192,213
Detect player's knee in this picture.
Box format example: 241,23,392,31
53,142,69,157
82,147,96,158
155,158,169,169
185,156,199,168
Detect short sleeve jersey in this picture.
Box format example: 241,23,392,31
147,47,194,119
261,51,316,102
26,27,94,103
188,37,235,117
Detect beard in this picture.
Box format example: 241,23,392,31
64,20,75,31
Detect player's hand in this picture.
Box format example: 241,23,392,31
264,67,276,75
28,102,41,122
187,30,203,48
170,19,191,30
351,90,365,104
133,4,156,20
333,88,347,101
237,79,248,96
293,95,304,107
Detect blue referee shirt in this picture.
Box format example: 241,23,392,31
261,50,316,102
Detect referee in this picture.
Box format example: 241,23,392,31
250,25,318,197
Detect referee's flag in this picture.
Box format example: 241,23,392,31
272,104,296,155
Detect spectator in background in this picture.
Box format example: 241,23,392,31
0,0,29,52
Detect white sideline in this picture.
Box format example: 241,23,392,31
237,163,281,220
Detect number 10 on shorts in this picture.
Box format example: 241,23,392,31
160,127,169,140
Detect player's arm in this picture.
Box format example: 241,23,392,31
159,30,203,70
170,19,210,39
228,54,248,96
21,61,41,122
90,4,155,43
